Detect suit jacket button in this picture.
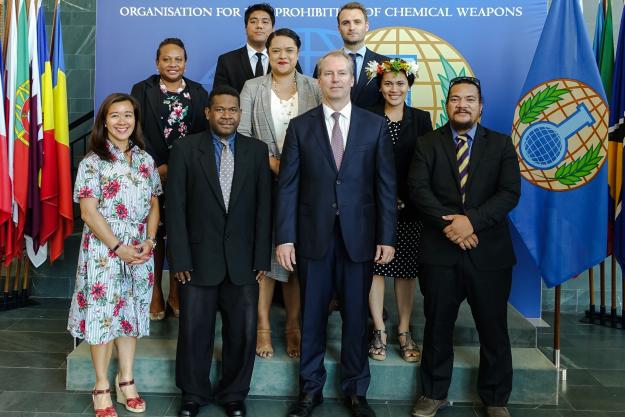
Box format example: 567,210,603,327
331,203,337,208
336,180,342,185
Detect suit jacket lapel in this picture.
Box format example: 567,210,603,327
397,105,413,146
228,134,249,209
259,77,278,143
352,49,372,100
466,124,486,193
441,125,462,193
311,106,339,173
198,133,227,212
339,107,365,173
239,46,255,79
146,79,164,139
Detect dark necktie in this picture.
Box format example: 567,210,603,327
349,52,359,81
456,134,469,204
331,112,344,169
254,52,264,77
219,139,234,211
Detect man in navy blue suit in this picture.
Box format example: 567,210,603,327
276,50,397,417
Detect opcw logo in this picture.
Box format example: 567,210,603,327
511,78,608,191
14,80,30,146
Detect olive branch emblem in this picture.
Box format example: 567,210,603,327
552,144,602,186
518,83,602,186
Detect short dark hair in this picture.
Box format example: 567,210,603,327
446,76,482,102
208,85,241,108
337,2,368,24
266,28,302,50
89,93,145,162
245,3,275,26
156,38,187,61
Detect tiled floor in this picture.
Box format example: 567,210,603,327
0,299,624,417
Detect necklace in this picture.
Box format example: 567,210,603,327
271,73,297,101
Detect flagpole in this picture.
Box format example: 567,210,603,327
610,256,617,326
553,285,566,380
588,267,595,323
600,260,606,324
2,260,12,307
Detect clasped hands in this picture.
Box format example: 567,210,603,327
115,240,154,265
442,214,479,251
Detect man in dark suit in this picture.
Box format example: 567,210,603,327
213,3,302,92
407,77,521,417
313,2,388,108
167,85,272,417
276,50,397,417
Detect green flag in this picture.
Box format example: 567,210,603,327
599,0,614,102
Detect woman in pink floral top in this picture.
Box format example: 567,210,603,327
67,93,162,417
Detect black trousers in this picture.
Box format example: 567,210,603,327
297,223,373,398
176,278,259,404
419,253,513,406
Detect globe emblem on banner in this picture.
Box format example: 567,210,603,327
511,79,608,191
365,27,473,128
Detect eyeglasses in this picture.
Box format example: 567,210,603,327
449,76,481,90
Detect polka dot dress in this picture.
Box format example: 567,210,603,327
373,116,422,279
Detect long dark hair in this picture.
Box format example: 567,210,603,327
89,93,145,161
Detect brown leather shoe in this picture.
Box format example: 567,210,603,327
485,406,511,417
411,396,449,417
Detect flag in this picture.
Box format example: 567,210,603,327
0,31,9,236
25,0,46,266
610,3,625,266
592,0,605,65
599,0,614,103
50,0,73,262
509,0,609,287
10,0,32,260
37,0,58,251
3,0,20,264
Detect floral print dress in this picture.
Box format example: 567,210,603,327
67,142,162,344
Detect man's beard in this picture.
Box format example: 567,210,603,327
342,36,363,46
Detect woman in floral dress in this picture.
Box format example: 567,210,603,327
67,93,161,417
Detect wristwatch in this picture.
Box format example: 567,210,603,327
147,236,157,249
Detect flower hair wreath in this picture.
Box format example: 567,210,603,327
365,58,419,82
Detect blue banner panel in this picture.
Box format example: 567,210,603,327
96,0,547,317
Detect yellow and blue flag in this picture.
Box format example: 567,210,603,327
610,3,625,267
509,0,608,287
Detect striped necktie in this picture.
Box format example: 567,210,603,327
456,134,469,204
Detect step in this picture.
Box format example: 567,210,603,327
133,299,537,349
67,333,556,404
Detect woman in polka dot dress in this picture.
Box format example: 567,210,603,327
365,58,433,362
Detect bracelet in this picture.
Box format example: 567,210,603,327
147,236,157,249
112,242,123,253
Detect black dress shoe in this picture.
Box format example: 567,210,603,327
287,394,323,417
345,396,376,417
179,400,200,417
224,400,246,417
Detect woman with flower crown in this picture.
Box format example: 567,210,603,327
364,58,433,363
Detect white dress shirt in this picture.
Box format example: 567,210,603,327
246,44,269,75
322,102,351,148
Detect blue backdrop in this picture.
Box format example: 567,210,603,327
96,0,548,317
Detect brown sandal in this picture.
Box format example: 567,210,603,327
285,327,301,358
398,331,421,363
368,329,387,361
256,329,274,359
